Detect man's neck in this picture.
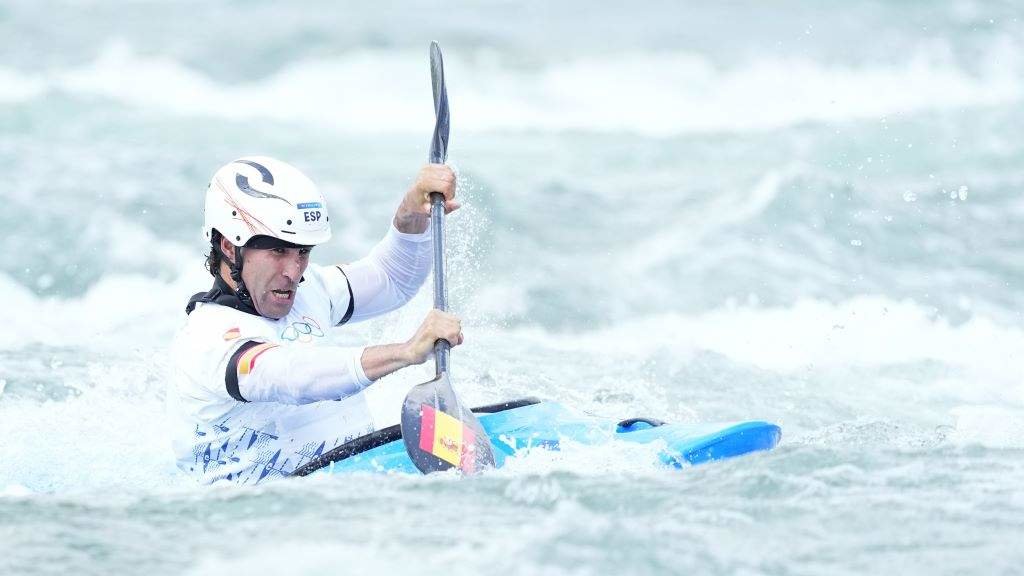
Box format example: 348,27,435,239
218,265,237,292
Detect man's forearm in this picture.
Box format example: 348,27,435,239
360,343,416,381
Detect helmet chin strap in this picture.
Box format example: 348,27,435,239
222,244,257,312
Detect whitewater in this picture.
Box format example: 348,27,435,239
2,1,1023,574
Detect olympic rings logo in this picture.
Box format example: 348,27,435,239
280,316,325,343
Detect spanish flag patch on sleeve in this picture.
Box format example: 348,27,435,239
237,342,277,375
224,341,279,402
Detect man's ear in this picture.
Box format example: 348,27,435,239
219,236,237,265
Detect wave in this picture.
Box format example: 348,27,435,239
4,267,1020,385
3,265,1020,494
505,296,1022,378
493,295,1024,447
2,38,1021,135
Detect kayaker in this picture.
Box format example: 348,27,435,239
167,156,463,485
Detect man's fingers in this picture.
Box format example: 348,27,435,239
423,183,455,202
441,331,463,348
417,165,457,203
424,310,463,348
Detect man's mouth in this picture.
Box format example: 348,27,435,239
270,289,294,302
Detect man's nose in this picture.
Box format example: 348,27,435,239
282,255,303,281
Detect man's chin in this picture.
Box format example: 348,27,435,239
255,301,293,320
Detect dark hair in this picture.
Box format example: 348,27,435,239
205,229,222,277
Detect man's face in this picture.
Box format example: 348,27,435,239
236,244,312,319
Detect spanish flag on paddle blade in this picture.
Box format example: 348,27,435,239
418,404,477,473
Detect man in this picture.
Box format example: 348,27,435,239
168,156,463,485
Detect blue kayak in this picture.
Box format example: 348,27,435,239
294,398,780,476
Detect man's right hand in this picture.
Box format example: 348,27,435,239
359,310,464,382
404,309,463,365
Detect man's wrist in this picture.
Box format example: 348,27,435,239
396,341,416,367
393,209,429,234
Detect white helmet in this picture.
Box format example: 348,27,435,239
203,156,332,247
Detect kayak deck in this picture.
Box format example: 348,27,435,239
295,399,781,476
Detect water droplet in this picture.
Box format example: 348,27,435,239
958,185,968,201
902,191,917,202
850,239,863,247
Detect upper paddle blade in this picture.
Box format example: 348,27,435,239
429,41,449,164
400,371,495,474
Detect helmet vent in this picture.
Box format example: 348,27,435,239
235,173,290,205
234,159,275,185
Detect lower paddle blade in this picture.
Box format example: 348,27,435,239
400,371,495,474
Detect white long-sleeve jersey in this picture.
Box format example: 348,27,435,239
167,224,432,485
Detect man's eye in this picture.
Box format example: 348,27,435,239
272,248,287,254
299,248,312,256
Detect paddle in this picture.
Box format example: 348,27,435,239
399,42,496,474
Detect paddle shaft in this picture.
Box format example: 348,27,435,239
428,40,451,377
430,191,449,376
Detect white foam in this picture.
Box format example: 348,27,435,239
0,259,232,493
4,38,1021,135
0,212,208,351
0,67,45,103
0,484,33,498
0,365,186,493
493,438,669,479
0,263,204,351
950,405,1024,448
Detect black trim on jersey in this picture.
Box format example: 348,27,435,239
335,266,355,326
224,340,262,402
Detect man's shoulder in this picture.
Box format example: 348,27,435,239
295,263,344,312
178,303,276,347
300,263,334,293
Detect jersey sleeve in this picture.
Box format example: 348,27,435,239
228,342,373,405
171,304,277,403
320,223,433,325
173,303,374,405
